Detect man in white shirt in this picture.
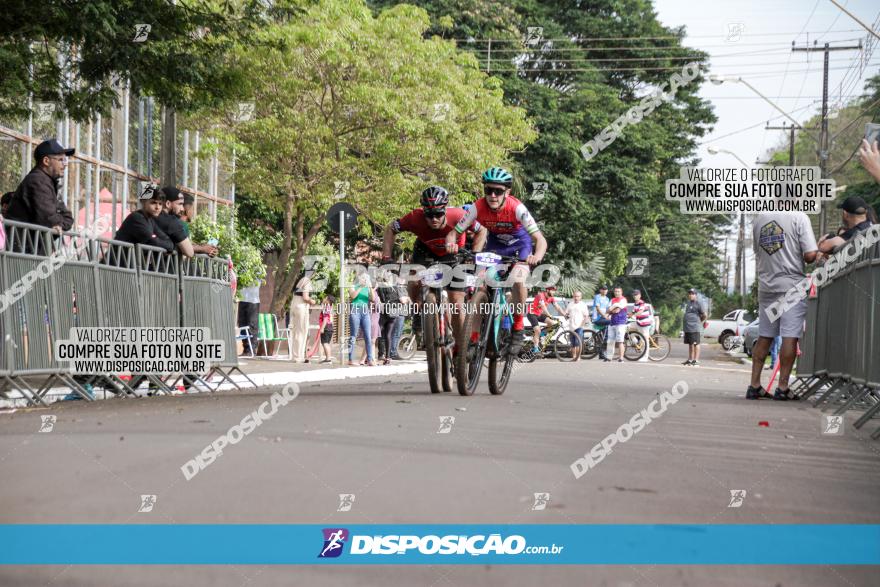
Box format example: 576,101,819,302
565,290,590,360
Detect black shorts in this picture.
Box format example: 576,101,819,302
527,314,548,328
320,324,334,344
683,331,701,345
412,241,470,291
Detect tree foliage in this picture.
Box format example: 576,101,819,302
0,0,278,121
191,0,536,312
371,0,723,310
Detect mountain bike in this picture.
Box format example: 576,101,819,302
519,317,581,362
581,324,647,361
455,252,521,396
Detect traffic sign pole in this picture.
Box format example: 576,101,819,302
339,210,345,365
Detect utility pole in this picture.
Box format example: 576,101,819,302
734,216,744,300
792,40,862,236
764,122,819,165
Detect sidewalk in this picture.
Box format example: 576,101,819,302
0,345,427,408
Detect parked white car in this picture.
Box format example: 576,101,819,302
704,309,754,349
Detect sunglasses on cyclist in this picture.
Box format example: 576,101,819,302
424,209,446,219
484,186,507,197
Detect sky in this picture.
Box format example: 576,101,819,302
653,0,880,294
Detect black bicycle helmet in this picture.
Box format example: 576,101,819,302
420,186,449,208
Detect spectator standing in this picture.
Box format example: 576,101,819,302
630,289,654,362
377,271,407,365
768,335,782,371
114,185,174,252
565,290,590,360
747,212,818,400
390,274,411,360
348,272,376,366
237,281,261,356
591,284,612,361
682,289,706,366
6,139,74,236
310,295,335,363
290,272,317,362
361,300,381,365
607,286,628,362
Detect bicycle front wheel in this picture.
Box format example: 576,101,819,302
649,334,671,362
554,330,581,362
624,331,647,361
488,328,514,395
397,334,416,360
456,290,490,396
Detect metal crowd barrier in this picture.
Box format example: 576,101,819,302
0,219,249,406
791,231,880,439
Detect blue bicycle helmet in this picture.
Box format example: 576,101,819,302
481,167,513,186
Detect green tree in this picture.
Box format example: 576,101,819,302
0,0,276,121
372,0,722,292
189,207,266,290
192,0,535,313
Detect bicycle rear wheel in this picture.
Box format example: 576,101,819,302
580,330,600,360
624,331,647,361
441,312,454,392
455,290,490,396
554,330,580,361
423,291,442,393
649,334,671,362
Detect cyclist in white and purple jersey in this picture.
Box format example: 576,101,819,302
445,167,547,354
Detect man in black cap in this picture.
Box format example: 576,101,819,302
114,184,174,252
5,138,74,234
817,196,875,255
682,288,706,366
165,187,218,256
156,186,195,258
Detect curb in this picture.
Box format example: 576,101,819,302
0,362,429,409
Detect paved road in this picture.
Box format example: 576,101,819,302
2,352,878,586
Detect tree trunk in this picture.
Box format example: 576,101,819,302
269,203,327,315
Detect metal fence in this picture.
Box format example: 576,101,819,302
791,230,880,439
0,219,248,406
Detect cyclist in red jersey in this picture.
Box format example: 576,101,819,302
444,167,547,354
382,186,486,344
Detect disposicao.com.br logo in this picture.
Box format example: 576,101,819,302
317,529,563,558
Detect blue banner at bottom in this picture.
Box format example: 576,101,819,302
0,525,877,565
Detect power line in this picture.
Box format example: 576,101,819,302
468,39,867,52
483,64,878,74
761,0,819,158
454,30,865,43
498,57,873,67
697,102,821,144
